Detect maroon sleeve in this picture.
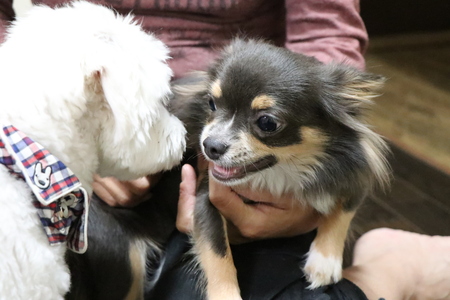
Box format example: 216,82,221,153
284,0,368,70
0,0,14,43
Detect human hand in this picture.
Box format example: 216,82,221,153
93,173,161,207
344,228,450,300
177,163,320,243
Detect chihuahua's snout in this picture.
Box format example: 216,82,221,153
203,137,229,160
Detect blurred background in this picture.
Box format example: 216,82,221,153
12,0,450,239
356,0,450,239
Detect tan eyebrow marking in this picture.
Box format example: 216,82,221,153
210,80,222,98
241,126,328,159
251,94,276,110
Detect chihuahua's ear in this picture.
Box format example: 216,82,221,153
320,65,391,190
320,64,385,126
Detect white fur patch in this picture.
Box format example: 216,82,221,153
0,167,70,299
0,2,186,298
0,1,186,183
303,243,343,289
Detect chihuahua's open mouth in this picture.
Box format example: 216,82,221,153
210,155,277,182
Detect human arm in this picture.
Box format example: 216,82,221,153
0,0,14,43
284,0,368,70
344,228,450,300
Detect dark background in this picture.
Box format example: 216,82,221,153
361,0,450,36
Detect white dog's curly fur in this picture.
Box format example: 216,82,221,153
0,2,186,299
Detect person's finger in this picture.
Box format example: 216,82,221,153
208,176,253,229
121,176,151,195
93,174,136,207
208,176,285,241
121,173,162,195
176,164,197,233
92,180,117,206
208,168,320,241
100,176,133,205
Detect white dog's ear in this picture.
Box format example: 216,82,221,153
83,17,186,179
87,34,173,143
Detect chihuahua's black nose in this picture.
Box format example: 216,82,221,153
203,137,229,160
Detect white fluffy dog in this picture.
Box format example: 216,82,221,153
0,2,186,299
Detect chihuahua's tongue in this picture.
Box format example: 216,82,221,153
210,156,277,181
211,164,245,180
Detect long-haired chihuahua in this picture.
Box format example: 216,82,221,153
170,39,390,300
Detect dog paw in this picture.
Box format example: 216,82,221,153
303,247,343,289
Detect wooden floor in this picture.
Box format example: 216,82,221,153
354,145,450,236
365,31,450,174
351,31,450,244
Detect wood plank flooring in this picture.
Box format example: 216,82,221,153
349,32,450,250
354,145,450,235
365,31,450,174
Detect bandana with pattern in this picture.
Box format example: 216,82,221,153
0,125,89,253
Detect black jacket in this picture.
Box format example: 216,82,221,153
147,230,368,300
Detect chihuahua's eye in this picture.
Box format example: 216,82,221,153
209,99,216,111
257,116,278,132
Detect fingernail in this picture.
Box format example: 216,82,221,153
181,164,189,179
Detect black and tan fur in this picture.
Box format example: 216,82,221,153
170,39,390,299
65,166,182,300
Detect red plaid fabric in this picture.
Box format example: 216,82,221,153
0,125,89,253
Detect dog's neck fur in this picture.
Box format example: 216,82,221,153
0,81,105,195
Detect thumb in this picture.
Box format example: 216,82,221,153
208,174,251,228
176,164,197,233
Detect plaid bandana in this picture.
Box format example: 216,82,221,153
0,125,89,253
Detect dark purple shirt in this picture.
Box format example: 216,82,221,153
0,0,368,77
